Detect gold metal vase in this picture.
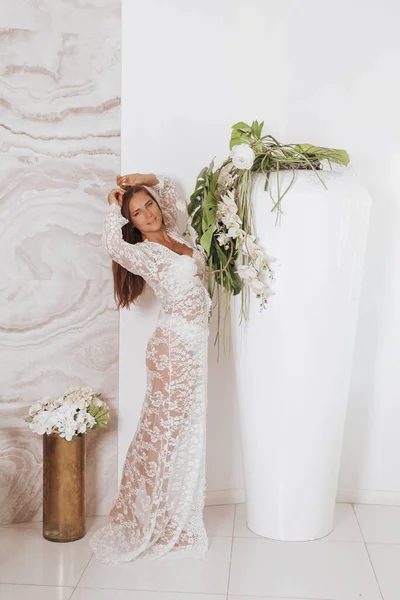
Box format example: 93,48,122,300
43,433,86,542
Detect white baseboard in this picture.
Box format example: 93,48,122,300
337,488,400,506
205,487,400,507
205,488,246,506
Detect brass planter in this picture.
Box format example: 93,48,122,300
43,433,86,542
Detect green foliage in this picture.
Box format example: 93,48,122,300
294,144,350,166
230,120,264,153
188,160,243,320
87,404,110,430
230,121,349,171
190,120,350,352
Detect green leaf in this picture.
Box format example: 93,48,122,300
294,144,350,166
229,135,244,151
215,241,230,266
253,141,263,155
95,409,109,419
230,122,254,150
231,270,243,295
201,189,217,228
200,225,214,255
251,120,264,139
231,121,252,133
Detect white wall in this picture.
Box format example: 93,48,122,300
120,0,400,505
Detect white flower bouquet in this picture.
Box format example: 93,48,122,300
24,387,110,441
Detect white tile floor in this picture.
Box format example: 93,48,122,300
1,502,400,599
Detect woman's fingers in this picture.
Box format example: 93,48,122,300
116,173,144,189
115,190,123,205
107,188,123,206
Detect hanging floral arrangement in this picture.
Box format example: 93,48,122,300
188,121,349,344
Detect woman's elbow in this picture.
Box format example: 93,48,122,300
102,235,119,260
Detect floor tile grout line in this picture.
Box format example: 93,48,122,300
227,593,335,599
351,503,385,600
74,586,227,596
75,585,227,600
231,536,376,543
72,551,94,594
71,585,229,596
231,503,237,538
4,530,397,543
364,544,386,600
62,584,332,598
226,503,237,597
228,593,338,599
0,583,75,589
350,502,364,540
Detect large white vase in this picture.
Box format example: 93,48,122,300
233,170,371,541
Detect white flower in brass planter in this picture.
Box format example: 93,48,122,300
24,387,109,441
24,387,110,543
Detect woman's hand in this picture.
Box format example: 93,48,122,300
117,173,158,189
107,189,124,207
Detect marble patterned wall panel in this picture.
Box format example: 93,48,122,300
0,280,119,407
0,155,119,280
0,27,120,157
0,280,119,523
0,5,122,523
0,0,121,35
0,427,42,523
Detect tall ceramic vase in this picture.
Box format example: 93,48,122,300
43,433,86,542
233,170,371,541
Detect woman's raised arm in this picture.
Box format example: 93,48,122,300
103,191,147,276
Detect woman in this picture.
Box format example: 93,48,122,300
90,173,212,563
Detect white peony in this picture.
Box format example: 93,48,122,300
230,144,255,170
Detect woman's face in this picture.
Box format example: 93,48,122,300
128,190,163,234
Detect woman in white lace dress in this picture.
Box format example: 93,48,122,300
90,173,211,563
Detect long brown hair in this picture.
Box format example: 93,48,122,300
112,185,158,309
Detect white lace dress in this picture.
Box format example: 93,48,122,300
89,175,212,563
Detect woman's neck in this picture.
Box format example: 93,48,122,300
141,226,171,244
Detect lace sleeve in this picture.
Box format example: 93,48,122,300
150,175,183,232
103,204,148,276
